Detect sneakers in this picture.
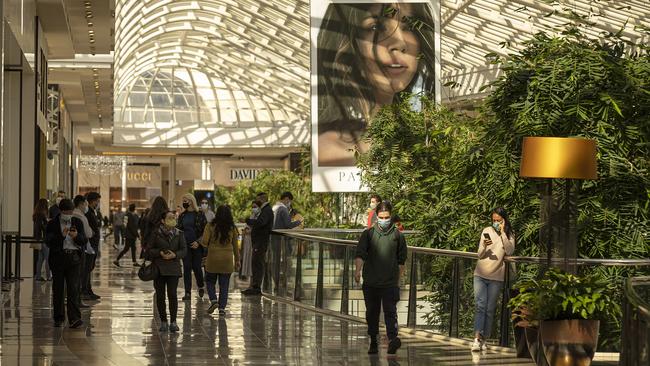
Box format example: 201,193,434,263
169,322,179,332
218,309,226,316
368,337,379,354
159,321,169,332
132,262,141,267
387,337,402,355
182,293,191,301
198,287,205,298
207,301,219,314
113,260,121,267
471,338,483,352
69,319,84,329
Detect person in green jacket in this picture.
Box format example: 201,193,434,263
355,201,407,356
201,205,240,316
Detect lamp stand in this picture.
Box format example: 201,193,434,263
539,179,579,274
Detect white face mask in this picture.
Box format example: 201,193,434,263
83,205,89,214
200,203,208,210
370,202,378,210
252,207,260,214
56,197,63,205
61,214,72,222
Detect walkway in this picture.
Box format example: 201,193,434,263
1,241,541,365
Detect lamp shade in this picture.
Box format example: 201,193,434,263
520,137,598,179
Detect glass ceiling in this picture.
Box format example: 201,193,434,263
113,0,649,147
113,0,309,148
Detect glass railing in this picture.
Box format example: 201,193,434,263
620,276,650,366
265,230,650,353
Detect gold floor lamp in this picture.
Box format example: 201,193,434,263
519,137,598,271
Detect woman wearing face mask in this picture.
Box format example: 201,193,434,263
367,194,382,229
33,199,51,281
177,193,208,300
354,201,407,356
146,211,186,332
471,207,515,352
201,205,240,316
239,201,258,281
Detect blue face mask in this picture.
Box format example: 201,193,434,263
378,218,392,230
493,222,501,232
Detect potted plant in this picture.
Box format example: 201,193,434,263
509,269,621,366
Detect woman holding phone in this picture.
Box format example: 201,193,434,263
147,211,186,333
472,207,515,351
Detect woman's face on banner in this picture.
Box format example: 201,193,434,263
357,4,420,105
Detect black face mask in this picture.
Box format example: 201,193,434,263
182,202,190,209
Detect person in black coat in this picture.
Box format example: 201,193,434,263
114,203,141,267
83,191,102,300
45,199,87,328
146,210,186,332
241,192,274,296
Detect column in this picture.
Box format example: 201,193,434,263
168,157,176,208
121,158,127,210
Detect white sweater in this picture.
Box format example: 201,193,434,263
474,227,515,281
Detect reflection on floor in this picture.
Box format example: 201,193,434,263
1,242,542,365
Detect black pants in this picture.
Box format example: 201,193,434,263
182,247,204,294
250,243,268,290
116,237,137,263
49,251,82,323
154,275,179,322
81,252,96,295
363,285,400,340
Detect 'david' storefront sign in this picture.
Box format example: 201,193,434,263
230,168,278,181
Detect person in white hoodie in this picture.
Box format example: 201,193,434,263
471,207,515,352
72,195,95,308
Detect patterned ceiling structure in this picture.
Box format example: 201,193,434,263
113,0,649,147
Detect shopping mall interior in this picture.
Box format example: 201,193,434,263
0,1,648,365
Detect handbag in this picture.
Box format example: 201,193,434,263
138,260,159,281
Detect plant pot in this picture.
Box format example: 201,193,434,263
539,319,599,366
514,325,531,358
525,326,548,366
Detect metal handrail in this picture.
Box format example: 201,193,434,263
620,276,650,366
273,230,650,266
267,229,650,351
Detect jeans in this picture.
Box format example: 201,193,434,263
205,272,231,309
35,246,51,280
114,226,124,246
154,275,179,322
363,285,400,340
182,247,204,294
473,276,503,338
49,251,82,323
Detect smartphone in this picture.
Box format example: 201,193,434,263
483,233,491,240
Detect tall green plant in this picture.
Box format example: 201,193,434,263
357,27,649,349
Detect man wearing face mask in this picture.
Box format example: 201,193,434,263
242,192,274,296
45,199,88,328
49,191,66,220
72,195,95,308
270,192,303,292
200,199,215,223
355,201,407,356
366,194,382,229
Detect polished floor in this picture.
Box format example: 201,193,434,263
1,239,540,365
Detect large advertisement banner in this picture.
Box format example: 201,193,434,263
311,0,441,192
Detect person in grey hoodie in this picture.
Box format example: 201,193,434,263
270,192,303,291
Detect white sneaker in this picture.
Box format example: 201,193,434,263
471,338,482,352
